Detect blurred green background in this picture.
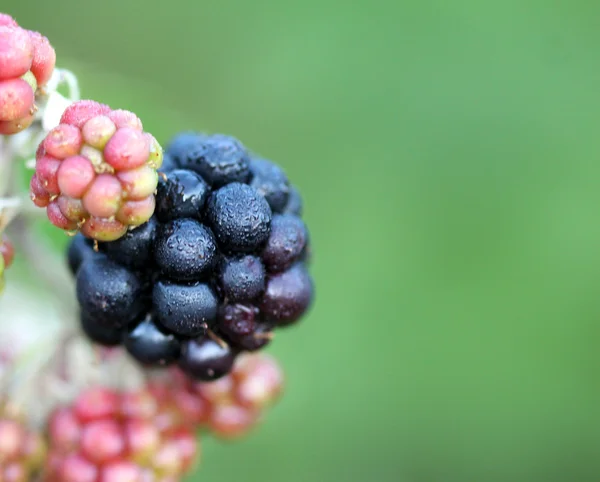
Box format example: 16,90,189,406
5,0,600,481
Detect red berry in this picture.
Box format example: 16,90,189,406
0,26,33,80
27,30,55,86
57,156,96,199
74,387,120,422
57,196,86,222
208,404,258,439
43,125,83,160
60,100,111,128
30,174,50,207
104,127,150,170
82,115,116,149
35,155,61,195
152,439,183,478
0,14,18,27
116,196,155,226
120,390,158,421
193,375,234,405
0,419,25,462
80,216,128,242
168,428,198,472
123,420,159,464
48,408,81,453
171,389,210,425
99,461,144,482
117,166,158,201
234,354,284,410
57,453,98,482
108,110,143,130
0,113,34,135
0,238,15,268
0,77,34,121
47,201,78,231
82,174,123,218
80,420,125,464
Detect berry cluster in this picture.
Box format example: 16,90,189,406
0,13,55,134
0,409,47,480
68,132,313,381
0,236,14,295
30,100,163,241
156,353,284,440
44,386,198,482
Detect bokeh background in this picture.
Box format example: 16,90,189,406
5,1,600,481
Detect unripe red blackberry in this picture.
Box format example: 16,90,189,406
0,410,46,481
44,386,199,482
31,100,162,241
0,14,55,134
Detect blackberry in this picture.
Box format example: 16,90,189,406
124,315,181,365
262,214,307,273
283,185,303,216
179,337,236,381
206,183,272,253
99,217,157,269
155,169,210,222
153,280,217,336
218,255,265,302
249,158,290,213
67,233,97,275
80,312,123,346
217,303,257,339
76,256,148,328
261,263,313,325
225,322,275,351
67,130,314,381
180,134,250,187
154,219,218,281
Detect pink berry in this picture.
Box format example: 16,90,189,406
27,30,55,86
0,26,33,80
152,439,183,477
82,115,117,149
108,109,143,130
60,100,111,128
208,404,258,439
57,155,95,199
168,428,198,472
80,420,125,464
194,375,234,404
116,196,155,226
48,408,81,453
117,166,158,200
82,174,123,218
120,390,158,421
104,127,150,171
0,419,25,461
0,14,18,27
47,201,78,230
35,155,61,195
57,195,86,222
58,453,98,482
0,112,34,134
0,77,34,121
234,355,284,410
0,237,15,268
99,461,144,482
80,216,128,242
170,389,210,426
29,174,50,207
74,387,120,423
43,124,83,160
123,419,159,464
3,462,26,482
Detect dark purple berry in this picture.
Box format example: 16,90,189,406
260,263,313,325
152,280,217,336
155,169,210,222
154,219,218,281
206,183,272,253
219,255,265,301
182,134,250,187
262,214,307,273
76,256,148,329
124,315,181,366
218,303,257,339
224,322,274,352
249,158,290,213
179,336,236,381
99,217,158,269
67,233,97,276
164,131,205,167
80,312,124,346
283,185,303,216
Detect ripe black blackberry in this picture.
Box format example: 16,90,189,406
68,132,314,381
